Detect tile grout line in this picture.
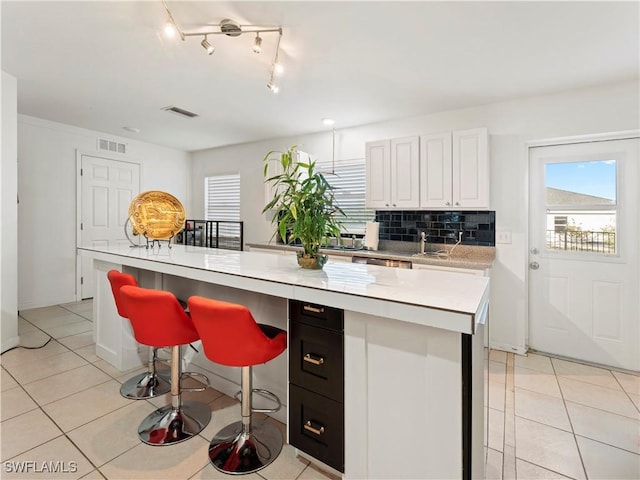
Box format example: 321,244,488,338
502,352,516,479
610,369,640,415
550,357,588,480
3,323,149,475
0,370,103,475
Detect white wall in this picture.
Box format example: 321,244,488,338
191,80,640,354
1,71,19,352
17,115,191,309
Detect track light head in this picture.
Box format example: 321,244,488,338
201,37,215,55
253,34,262,54
267,81,279,94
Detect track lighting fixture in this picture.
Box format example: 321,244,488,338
265,31,283,93
161,1,284,92
201,36,215,55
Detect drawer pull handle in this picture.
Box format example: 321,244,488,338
304,353,324,365
304,420,325,436
303,305,324,314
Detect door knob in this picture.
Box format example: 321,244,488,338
529,261,540,270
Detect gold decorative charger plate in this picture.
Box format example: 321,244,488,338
129,191,186,239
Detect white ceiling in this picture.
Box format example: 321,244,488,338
2,1,638,152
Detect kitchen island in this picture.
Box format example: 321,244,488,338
79,244,489,479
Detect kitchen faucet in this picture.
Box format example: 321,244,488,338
420,232,428,255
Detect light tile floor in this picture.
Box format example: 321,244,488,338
1,300,638,479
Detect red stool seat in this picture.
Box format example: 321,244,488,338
107,270,170,399
188,296,287,474
188,297,286,367
120,285,211,445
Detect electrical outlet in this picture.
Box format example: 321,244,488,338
496,230,512,244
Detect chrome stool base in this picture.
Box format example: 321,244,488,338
119,371,171,399
138,401,211,446
208,419,283,474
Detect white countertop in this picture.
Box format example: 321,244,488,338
79,244,489,334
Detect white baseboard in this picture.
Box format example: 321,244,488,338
489,341,527,356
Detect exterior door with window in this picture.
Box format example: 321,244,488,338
528,138,639,370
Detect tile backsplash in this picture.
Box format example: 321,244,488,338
375,210,495,246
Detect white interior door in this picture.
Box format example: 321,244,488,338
528,137,639,371
80,154,140,299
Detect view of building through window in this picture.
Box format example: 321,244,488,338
545,160,616,254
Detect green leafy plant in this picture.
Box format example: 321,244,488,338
262,146,344,263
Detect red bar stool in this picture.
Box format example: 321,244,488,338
120,285,211,445
188,296,287,474
107,270,170,399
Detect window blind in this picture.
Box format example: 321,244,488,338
205,173,241,237
316,158,375,232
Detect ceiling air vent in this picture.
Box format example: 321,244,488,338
98,138,127,154
162,106,199,118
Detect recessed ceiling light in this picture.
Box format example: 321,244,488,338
122,126,140,133
322,118,335,126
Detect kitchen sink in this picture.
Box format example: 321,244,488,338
323,245,364,251
412,251,451,258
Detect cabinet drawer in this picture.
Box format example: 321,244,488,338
289,300,343,332
289,384,344,473
290,321,343,402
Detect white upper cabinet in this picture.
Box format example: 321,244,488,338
366,136,419,209
365,140,391,208
420,128,489,209
419,132,453,208
452,128,489,209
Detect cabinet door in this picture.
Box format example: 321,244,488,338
390,136,420,209
452,128,489,209
365,140,391,208
420,132,453,208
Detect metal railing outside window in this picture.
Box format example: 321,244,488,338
546,230,615,254
178,220,244,251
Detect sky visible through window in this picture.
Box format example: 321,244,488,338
545,160,616,201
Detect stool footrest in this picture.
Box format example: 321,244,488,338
233,388,282,413
180,371,210,392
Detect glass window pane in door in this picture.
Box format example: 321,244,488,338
544,160,617,254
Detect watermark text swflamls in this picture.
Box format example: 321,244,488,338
4,460,78,474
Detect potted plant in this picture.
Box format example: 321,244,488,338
262,146,344,269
